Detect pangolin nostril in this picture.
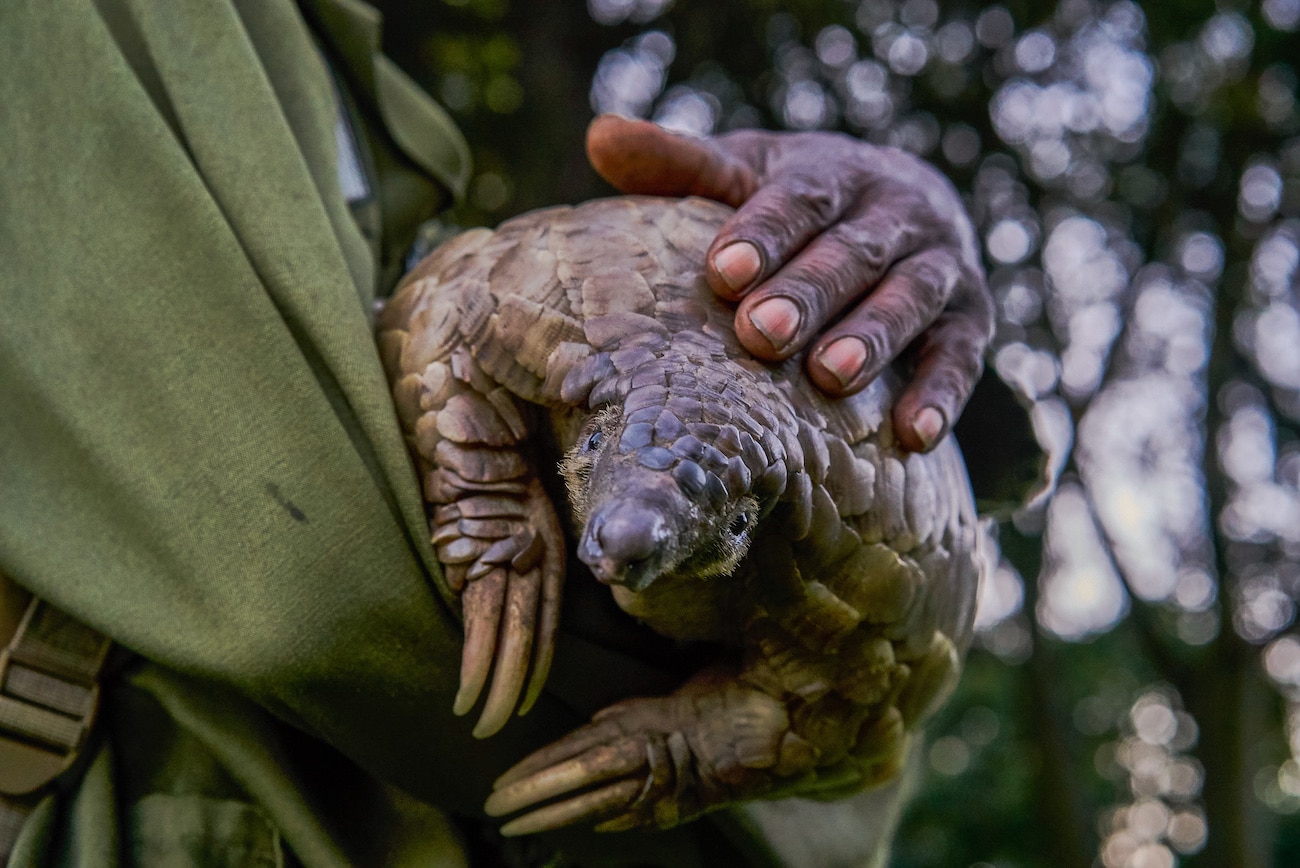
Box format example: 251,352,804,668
579,502,668,586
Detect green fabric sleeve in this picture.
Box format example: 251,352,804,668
0,0,560,802
0,1,771,863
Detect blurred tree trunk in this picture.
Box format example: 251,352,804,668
1009,526,1095,868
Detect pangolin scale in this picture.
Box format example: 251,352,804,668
377,196,984,836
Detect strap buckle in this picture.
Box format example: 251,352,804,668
0,598,111,797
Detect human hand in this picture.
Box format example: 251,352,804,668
585,115,993,453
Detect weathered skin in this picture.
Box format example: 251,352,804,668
376,196,984,835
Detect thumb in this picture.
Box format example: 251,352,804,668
585,115,756,206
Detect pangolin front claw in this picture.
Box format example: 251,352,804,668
438,480,564,738
485,678,815,834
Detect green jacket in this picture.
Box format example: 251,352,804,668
0,1,788,864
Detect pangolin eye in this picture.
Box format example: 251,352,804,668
728,512,751,536
583,430,603,452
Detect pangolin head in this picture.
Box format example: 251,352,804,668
560,406,760,593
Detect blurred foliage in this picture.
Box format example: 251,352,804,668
377,0,1300,865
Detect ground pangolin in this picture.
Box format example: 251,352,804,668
376,196,985,836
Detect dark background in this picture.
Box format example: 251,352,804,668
376,1,1300,864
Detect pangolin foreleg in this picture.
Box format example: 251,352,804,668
403,346,566,738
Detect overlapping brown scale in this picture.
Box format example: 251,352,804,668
622,409,659,429
672,460,707,498
582,264,656,321
376,327,409,381
738,432,768,474
780,471,815,541
743,620,837,702
438,535,489,565
424,468,528,503
666,397,703,423
450,346,499,394
781,429,805,476
894,631,959,727
820,543,923,627
434,440,528,483
654,298,711,333
542,342,591,404
478,530,538,569
412,412,441,465
431,523,462,546
610,346,657,373
391,372,425,432
399,290,466,372
487,222,558,284
694,444,725,474
652,411,685,442
789,694,870,767
723,456,751,497
587,374,630,408
703,473,728,510
582,312,669,351
436,393,517,446
485,387,530,440
418,362,454,412
876,454,912,550
618,423,654,452
759,429,785,465
903,452,938,550
801,484,846,556
772,580,862,651
669,434,705,462
832,634,901,707
794,419,829,483
629,366,667,389
622,386,668,414
473,337,543,403
826,438,876,518
559,351,614,406
635,446,676,471
457,517,520,540
445,496,528,520
754,461,787,501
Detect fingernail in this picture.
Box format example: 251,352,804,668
818,338,868,388
748,297,801,351
913,406,946,450
713,242,762,292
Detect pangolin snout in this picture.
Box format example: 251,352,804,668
578,501,672,591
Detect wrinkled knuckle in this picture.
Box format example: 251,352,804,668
900,256,958,302
950,337,986,380
783,179,842,227
827,225,892,279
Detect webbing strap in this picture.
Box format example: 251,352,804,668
0,596,112,863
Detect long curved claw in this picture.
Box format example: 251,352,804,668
454,569,506,716
487,736,648,818
437,475,566,737
487,705,689,835
494,718,626,788
498,780,645,837
518,542,563,716
473,567,541,738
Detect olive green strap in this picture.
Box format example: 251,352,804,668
0,597,112,862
